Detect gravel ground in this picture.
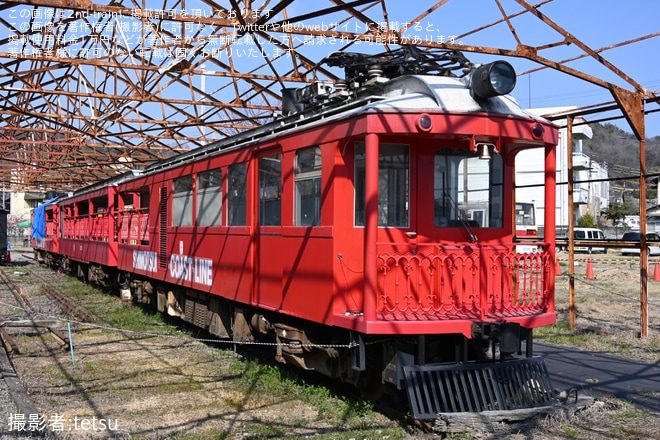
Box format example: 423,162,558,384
0,250,26,439
0,379,19,439
0,248,58,439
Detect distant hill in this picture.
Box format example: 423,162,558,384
581,123,660,206
582,123,660,179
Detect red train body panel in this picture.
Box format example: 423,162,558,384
32,49,560,418
58,186,119,268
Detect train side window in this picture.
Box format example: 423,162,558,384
294,147,322,226
76,200,89,216
172,175,193,227
197,169,222,227
227,163,247,226
434,149,504,228
259,154,282,226
354,143,410,227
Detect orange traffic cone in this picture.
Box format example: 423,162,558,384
555,257,562,275
654,261,660,282
586,258,594,280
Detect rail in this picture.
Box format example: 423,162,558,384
376,243,552,321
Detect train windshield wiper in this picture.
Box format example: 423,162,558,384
444,189,478,243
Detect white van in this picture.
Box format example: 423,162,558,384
573,228,607,254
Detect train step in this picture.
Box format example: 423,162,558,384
403,357,554,420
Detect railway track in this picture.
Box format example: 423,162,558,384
0,265,83,327
0,267,47,424
0,262,96,419
0,268,35,353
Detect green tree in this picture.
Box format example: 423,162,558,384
602,201,633,228
577,214,597,228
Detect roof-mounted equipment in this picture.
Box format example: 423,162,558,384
280,46,519,117
323,45,472,89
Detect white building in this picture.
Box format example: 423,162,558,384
1,190,45,244
515,107,608,236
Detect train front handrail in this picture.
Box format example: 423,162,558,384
376,243,553,321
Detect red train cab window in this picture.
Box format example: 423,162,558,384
197,169,222,227
294,147,321,226
433,148,504,228
354,142,409,227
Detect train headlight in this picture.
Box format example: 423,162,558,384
470,61,516,99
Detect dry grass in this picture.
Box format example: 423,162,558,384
11,329,342,438
4,255,659,439
551,260,660,364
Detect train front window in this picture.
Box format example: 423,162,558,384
355,143,409,227
434,149,503,228
294,147,322,226
516,202,535,226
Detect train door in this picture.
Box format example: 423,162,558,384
356,138,440,319
255,151,283,309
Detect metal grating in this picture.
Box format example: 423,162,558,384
184,298,208,328
403,357,554,420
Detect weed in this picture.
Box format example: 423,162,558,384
233,358,380,425
446,430,476,439
610,424,647,438
173,429,230,440
615,401,640,420
534,322,592,346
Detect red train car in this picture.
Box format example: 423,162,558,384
33,48,559,419
58,184,120,285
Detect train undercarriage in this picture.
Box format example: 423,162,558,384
38,252,556,419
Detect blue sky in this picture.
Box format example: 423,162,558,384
379,0,660,138
0,0,657,139
275,0,660,137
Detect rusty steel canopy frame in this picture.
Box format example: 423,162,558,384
1,0,658,191
0,2,658,332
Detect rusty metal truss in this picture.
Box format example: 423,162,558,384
0,0,658,192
